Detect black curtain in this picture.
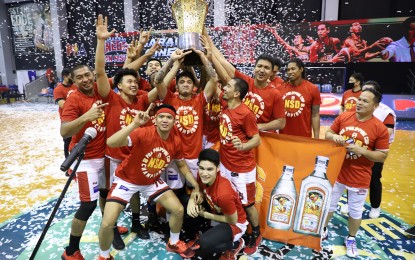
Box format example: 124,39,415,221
339,0,414,20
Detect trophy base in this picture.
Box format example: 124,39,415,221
179,32,204,66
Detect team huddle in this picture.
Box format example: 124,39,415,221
54,15,394,260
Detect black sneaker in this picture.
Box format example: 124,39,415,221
112,226,125,250
131,224,150,239
145,213,158,231
405,226,415,236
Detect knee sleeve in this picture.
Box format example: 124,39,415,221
75,201,97,221
99,189,109,199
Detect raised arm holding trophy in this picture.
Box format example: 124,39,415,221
170,0,209,65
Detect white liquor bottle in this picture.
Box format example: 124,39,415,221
293,156,332,236
267,165,297,230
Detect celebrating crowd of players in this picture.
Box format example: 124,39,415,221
54,14,400,260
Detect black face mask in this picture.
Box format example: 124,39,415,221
67,79,73,85
348,82,355,88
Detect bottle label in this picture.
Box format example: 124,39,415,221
298,188,325,233
269,194,294,224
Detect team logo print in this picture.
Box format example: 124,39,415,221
204,101,221,121
282,91,306,117
176,106,199,134
141,147,171,179
243,92,265,119
119,107,139,128
66,90,75,98
219,114,233,144
339,126,369,160
91,100,106,132
344,97,358,111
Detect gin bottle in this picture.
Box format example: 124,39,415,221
293,156,332,236
267,165,297,230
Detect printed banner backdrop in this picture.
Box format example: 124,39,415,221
320,93,415,119
7,1,55,70
96,16,409,68
255,132,346,251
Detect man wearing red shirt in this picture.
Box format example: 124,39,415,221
219,78,261,255
340,73,364,114
54,68,77,162
278,58,321,138
323,88,389,258
154,49,217,191
209,33,286,132
342,81,396,219
60,63,109,260
187,149,248,259
98,104,201,260
269,57,284,87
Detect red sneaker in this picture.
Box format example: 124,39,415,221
61,249,85,260
243,234,262,255
166,239,195,258
117,226,128,235
220,238,245,260
186,232,201,250
97,254,114,260
186,239,201,250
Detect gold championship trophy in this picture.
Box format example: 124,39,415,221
170,0,209,65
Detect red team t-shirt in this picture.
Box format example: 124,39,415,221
278,80,321,137
164,91,208,159
330,112,389,188
270,76,284,86
341,89,362,112
197,173,247,238
61,86,107,159
115,126,184,185
204,96,222,144
219,103,259,172
235,70,285,124
54,83,77,118
105,90,150,160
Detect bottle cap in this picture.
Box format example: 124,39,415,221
315,156,329,168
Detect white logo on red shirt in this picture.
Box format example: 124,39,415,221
141,147,171,179
243,92,265,119
339,126,369,160
176,106,199,135
120,107,139,128
344,97,358,111
219,114,233,144
282,91,306,117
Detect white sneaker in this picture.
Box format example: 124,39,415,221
369,207,381,219
340,204,349,214
344,236,359,258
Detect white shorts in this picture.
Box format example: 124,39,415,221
162,158,198,189
104,156,121,190
70,158,105,202
329,181,368,219
220,164,256,207
234,221,249,242
107,176,170,206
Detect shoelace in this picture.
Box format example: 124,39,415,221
346,239,357,253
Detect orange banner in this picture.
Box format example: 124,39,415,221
255,132,346,251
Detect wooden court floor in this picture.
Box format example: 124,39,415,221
0,105,414,226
